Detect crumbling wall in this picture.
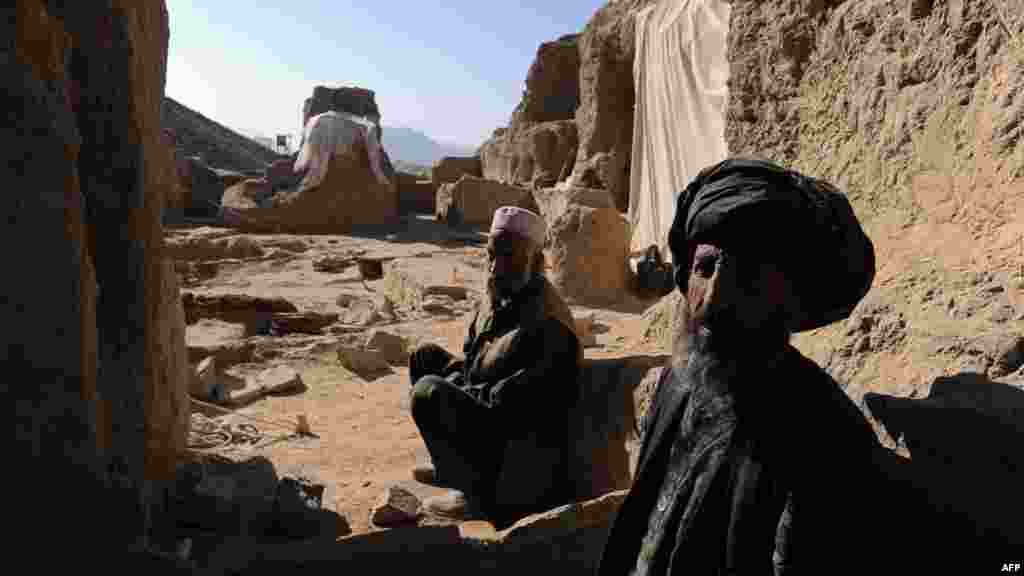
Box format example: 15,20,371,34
3,0,187,565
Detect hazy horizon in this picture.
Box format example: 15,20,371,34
165,1,604,150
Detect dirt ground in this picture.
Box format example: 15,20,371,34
173,215,659,535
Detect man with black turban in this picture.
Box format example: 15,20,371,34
596,158,954,575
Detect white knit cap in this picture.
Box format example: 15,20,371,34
489,206,547,246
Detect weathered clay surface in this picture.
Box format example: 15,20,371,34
436,175,537,228
480,34,581,188
725,0,1024,405
545,202,630,307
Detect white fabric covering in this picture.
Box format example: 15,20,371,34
628,0,731,263
294,111,390,189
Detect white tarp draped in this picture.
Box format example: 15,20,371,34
628,0,731,263
294,111,390,189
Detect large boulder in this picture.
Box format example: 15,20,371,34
431,156,483,187
537,188,629,306
435,176,538,228
3,0,190,564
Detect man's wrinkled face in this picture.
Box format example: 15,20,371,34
685,243,793,342
487,232,536,301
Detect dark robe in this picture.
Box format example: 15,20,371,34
597,341,942,575
409,274,581,524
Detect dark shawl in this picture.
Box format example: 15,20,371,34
597,341,927,575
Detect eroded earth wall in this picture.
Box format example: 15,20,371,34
4,0,187,565
726,0,1024,400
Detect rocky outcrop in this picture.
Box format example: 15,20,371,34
481,120,579,189
480,3,661,211
519,34,583,124
162,96,285,172
3,0,189,565
726,0,1024,402
566,2,656,211
480,35,581,188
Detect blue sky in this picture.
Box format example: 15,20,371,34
165,1,604,149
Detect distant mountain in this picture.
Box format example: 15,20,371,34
380,126,475,167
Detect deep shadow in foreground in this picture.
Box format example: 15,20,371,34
866,372,1024,551
208,524,611,576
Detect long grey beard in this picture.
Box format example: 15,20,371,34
671,294,789,379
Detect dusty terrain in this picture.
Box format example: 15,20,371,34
174,215,659,535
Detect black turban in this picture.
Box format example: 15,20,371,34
668,157,876,332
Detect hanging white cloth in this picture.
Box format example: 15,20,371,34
628,0,731,263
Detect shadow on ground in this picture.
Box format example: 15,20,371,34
865,372,1024,549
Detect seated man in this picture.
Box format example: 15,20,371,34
408,206,582,522
597,159,945,575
